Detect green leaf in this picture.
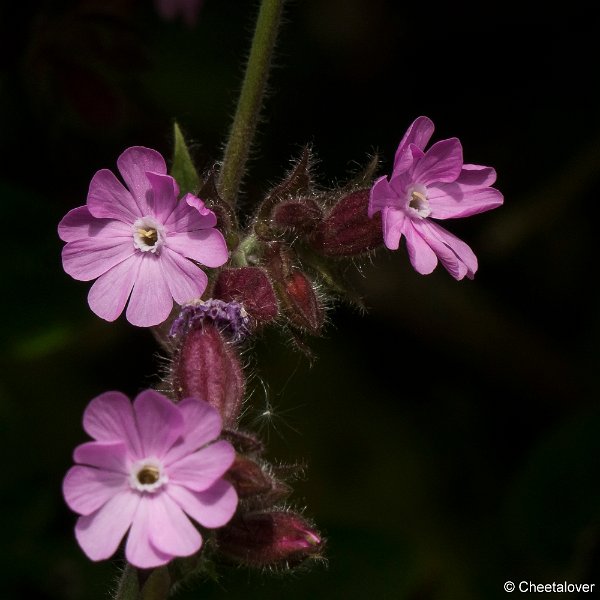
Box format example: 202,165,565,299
171,122,202,196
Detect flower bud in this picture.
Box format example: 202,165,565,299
225,456,292,504
310,188,383,256
221,429,265,456
264,243,324,334
217,510,323,568
281,270,324,333
271,198,322,233
214,267,278,325
171,323,244,428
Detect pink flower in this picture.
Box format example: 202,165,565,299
63,389,238,568
369,117,503,280
154,0,203,27
58,147,228,327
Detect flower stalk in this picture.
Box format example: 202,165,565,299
218,0,284,205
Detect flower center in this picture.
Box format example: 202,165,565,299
129,459,168,493
406,184,431,218
133,216,165,253
137,465,160,485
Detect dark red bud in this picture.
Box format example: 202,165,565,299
226,456,271,498
225,456,292,504
271,198,323,233
263,243,324,334
310,189,383,257
217,511,323,568
172,323,244,428
214,267,278,325
221,429,265,456
281,270,324,333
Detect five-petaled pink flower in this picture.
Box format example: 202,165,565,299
58,147,228,327
63,389,238,568
369,117,503,280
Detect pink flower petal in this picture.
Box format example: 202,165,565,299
63,465,127,516
75,490,140,561
61,237,134,281
185,194,216,220
160,249,208,305
165,196,217,232
58,206,130,242
381,207,405,250
125,496,174,568
168,440,235,492
167,228,228,268
421,220,478,279
117,147,167,216
87,169,140,223
133,389,184,458
168,479,238,528
147,493,202,557
73,441,128,473
390,146,423,194
87,254,142,322
411,220,466,279
411,138,463,186
402,220,438,274
394,116,435,173
164,398,223,466
145,171,179,222
83,391,143,458
457,164,497,188
368,175,393,218
427,185,504,219
126,254,173,327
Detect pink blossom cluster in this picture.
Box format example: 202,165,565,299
59,118,502,574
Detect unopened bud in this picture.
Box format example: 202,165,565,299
171,323,244,428
217,510,323,568
281,270,324,333
214,267,278,325
221,429,265,456
264,243,324,334
271,198,322,233
310,189,383,256
225,456,292,504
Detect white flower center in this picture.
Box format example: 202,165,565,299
406,184,431,218
129,458,168,493
133,216,165,253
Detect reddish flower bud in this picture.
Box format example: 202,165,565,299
271,198,323,233
214,267,278,325
217,511,323,568
225,456,292,504
264,243,324,334
281,270,324,333
310,189,383,256
221,429,265,456
171,323,244,428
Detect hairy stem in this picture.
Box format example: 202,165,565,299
218,0,284,206
114,564,139,600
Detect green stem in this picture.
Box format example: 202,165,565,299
114,564,171,600
114,564,139,600
218,0,284,206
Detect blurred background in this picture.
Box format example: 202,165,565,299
1,1,599,598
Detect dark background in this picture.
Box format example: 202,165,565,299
1,1,599,598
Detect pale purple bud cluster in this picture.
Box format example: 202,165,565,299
170,299,250,342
